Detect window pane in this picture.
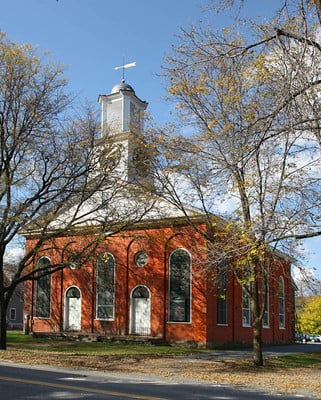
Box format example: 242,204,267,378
217,260,227,325
169,249,191,322
96,253,115,320
132,286,149,298
279,277,285,328
242,308,251,326
97,305,113,320
242,266,251,327
97,291,113,304
35,257,51,318
66,287,81,298
10,308,16,320
170,299,187,322
263,280,269,328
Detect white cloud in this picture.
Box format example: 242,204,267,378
4,247,25,264
293,264,321,296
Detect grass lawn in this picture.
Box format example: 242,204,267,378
264,351,321,369
6,330,210,356
6,331,321,369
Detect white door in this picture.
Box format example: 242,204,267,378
130,286,151,335
64,286,81,331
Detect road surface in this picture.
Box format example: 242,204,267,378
0,361,317,400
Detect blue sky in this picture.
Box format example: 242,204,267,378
0,0,280,122
1,0,321,278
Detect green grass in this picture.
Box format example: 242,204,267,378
6,331,209,356
265,352,321,369
36,343,202,356
7,332,321,369
6,331,49,345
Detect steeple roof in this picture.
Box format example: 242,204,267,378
111,80,135,94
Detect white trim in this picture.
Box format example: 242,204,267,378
263,280,270,328
242,266,251,327
64,285,82,331
34,256,52,319
217,260,228,325
129,285,151,335
279,276,286,329
95,253,115,321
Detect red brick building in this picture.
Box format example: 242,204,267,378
23,82,294,347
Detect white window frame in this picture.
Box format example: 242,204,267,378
35,256,52,319
263,277,269,328
168,248,192,324
96,253,115,321
242,266,251,327
217,260,228,326
279,276,285,329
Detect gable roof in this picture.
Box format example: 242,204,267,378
21,179,211,238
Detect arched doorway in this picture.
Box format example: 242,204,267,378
130,286,151,335
64,286,81,331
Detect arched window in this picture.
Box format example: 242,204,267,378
35,257,51,318
66,286,81,298
242,265,251,327
168,249,191,323
132,286,149,299
263,277,269,328
279,276,285,329
96,252,115,320
217,260,228,325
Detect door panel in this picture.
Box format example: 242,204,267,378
130,286,151,335
64,287,81,331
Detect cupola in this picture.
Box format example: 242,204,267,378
98,80,148,136
97,81,152,186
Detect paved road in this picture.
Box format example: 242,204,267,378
0,360,317,400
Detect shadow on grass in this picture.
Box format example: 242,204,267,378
6,331,210,357
6,331,321,372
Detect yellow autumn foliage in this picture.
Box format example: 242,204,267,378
297,296,321,334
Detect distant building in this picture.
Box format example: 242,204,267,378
23,81,295,346
4,265,24,330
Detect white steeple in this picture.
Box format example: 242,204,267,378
98,80,147,135
97,81,152,186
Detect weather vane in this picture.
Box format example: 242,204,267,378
114,56,136,82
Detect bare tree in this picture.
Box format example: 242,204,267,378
209,0,321,21
206,0,321,148
0,33,154,350
149,0,321,366
294,266,321,296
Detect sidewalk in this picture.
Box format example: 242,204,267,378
191,342,321,360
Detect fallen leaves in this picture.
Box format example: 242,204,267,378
0,349,320,398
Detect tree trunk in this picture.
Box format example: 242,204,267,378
0,302,7,350
252,314,263,366
251,276,263,366
0,256,7,350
